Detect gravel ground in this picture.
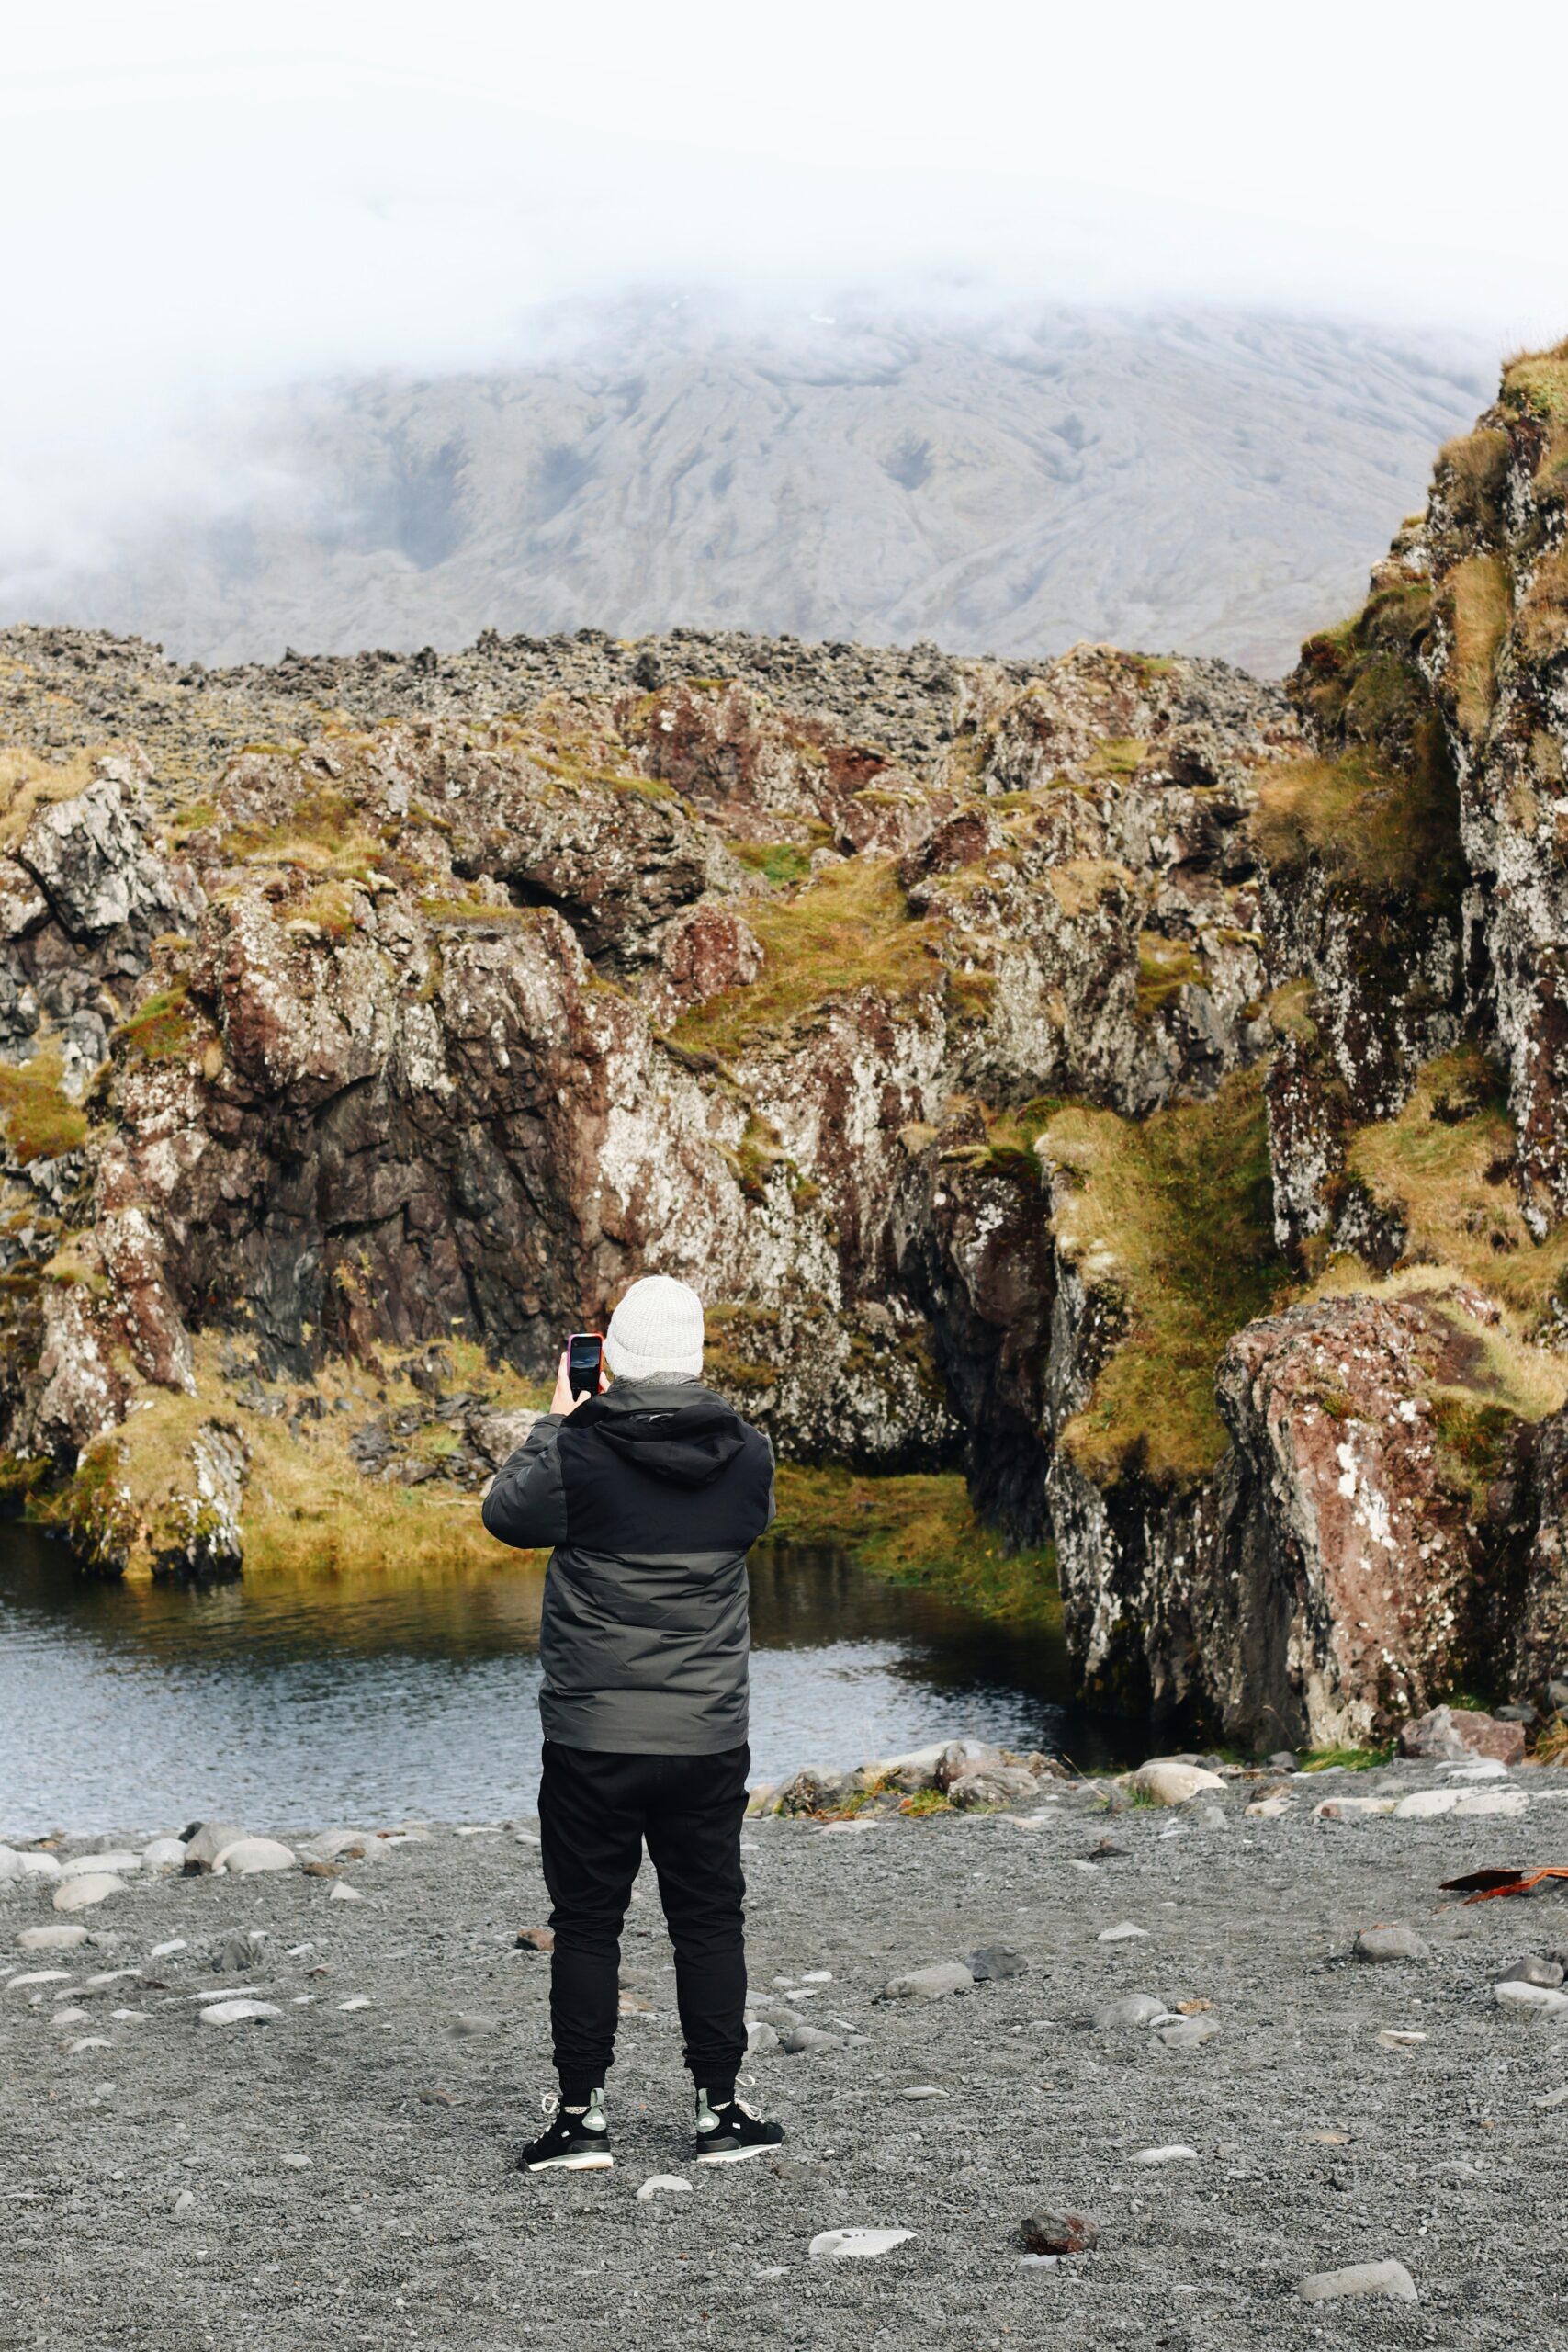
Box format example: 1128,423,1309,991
4,1759,1568,2352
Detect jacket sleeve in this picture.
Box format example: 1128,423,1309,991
481,1415,569,1549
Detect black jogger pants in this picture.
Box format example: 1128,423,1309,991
537,1739,750,2099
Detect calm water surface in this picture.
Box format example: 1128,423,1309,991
0,1524,1124,1835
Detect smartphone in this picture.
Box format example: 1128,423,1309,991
567,1331,604,1399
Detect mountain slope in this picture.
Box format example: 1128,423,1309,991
7,305,1492,675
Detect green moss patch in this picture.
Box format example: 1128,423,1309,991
767,1463,1059,1628
0,1053,87,1163
1046,1069,1287,1486
115,984,197,1063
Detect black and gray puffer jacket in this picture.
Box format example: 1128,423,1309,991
481,1380,775,1752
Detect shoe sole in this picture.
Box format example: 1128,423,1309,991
695,2143,779,2165
524,2150,615,2172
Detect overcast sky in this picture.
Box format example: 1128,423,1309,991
4,0,1566,577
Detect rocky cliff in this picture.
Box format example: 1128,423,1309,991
2,341,1566,1750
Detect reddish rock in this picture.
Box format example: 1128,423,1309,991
653,905,763,1014
1021,2209,1099,2256
1399,1705,1527,1767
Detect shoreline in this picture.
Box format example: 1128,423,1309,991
5,1756,1566,2349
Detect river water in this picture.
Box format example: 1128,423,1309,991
0,1523,1126,1836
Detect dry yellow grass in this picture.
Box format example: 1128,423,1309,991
1437,426,1512,530
1448,552,1514,741
1044,1069,1287,1485
1516,546,1568,665
671,856,943,1055
1340,1048,1568,1329
0,1049,88,1163
1254,736,1462,910
0,748,104,852
1308,1260,1568,1426
1045,857,1133,918
52,1336,553,1581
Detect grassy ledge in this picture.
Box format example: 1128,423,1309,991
766,1463,1060,1629
1045,1068,1288,1486
669,857,943,1055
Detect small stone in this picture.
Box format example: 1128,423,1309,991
68,2035,113,2053
213,1930,268,1973
781,2026,844,2054
14,1852,63,1880
964,1943,1028,1982
881,1962,974,2001
150,1940,187,1959
329,1881,363,1902
337,1996,372,2011
933,1738,1001,1791
1156,2015,1220,2049
1546,1679,1568,1714
1454,1790,1528,1818
211,1837,296,1876
808,2228,914,2260
1534,2085,1568,2109
172,2188,196,2220
1132,2143,1199,2164
452,2013,501,2036
636,2175,692,2200
1097,1922,1149,1943
1500,1956,1565,1989
1129,1759,1224,1806
1093,1993,1168,2030
1375,2030,1427,2049
1299,2260,1417,2304
899,2085,949,2099
52,1874,127,1913
180,1822,247,1871
947,1765,1039,1810
301,1860,340,1879
17,1924,88,1952
746,2022,781,2054
279,2154,311,2170
1496,1702,1538,1725
297,1828,373,1865
199,1999,282,2025
1393,1790,1457,1819
1267,1750,1299,1771
1020,2210,1098,2256
60,1851,140,1880
52,2007,90,2028
516,1928,555,1952
1494,1981,1568,2018
1354,1924,1429,1964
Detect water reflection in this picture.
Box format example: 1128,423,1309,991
0,1523,1124,1836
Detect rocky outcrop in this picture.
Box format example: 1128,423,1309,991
1,355,1565,1724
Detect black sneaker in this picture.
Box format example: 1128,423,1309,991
693,2086,785,2165
518,2090,613,2172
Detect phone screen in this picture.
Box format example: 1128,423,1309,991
567,1332,604,1398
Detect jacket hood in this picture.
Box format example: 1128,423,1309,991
573,1385,748,1488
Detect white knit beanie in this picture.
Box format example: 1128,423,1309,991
603,1274,705,1382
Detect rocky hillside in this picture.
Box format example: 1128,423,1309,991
1,341,1566,1754
6,306,1489,678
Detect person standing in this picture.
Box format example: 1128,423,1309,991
482,1273,785,2172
